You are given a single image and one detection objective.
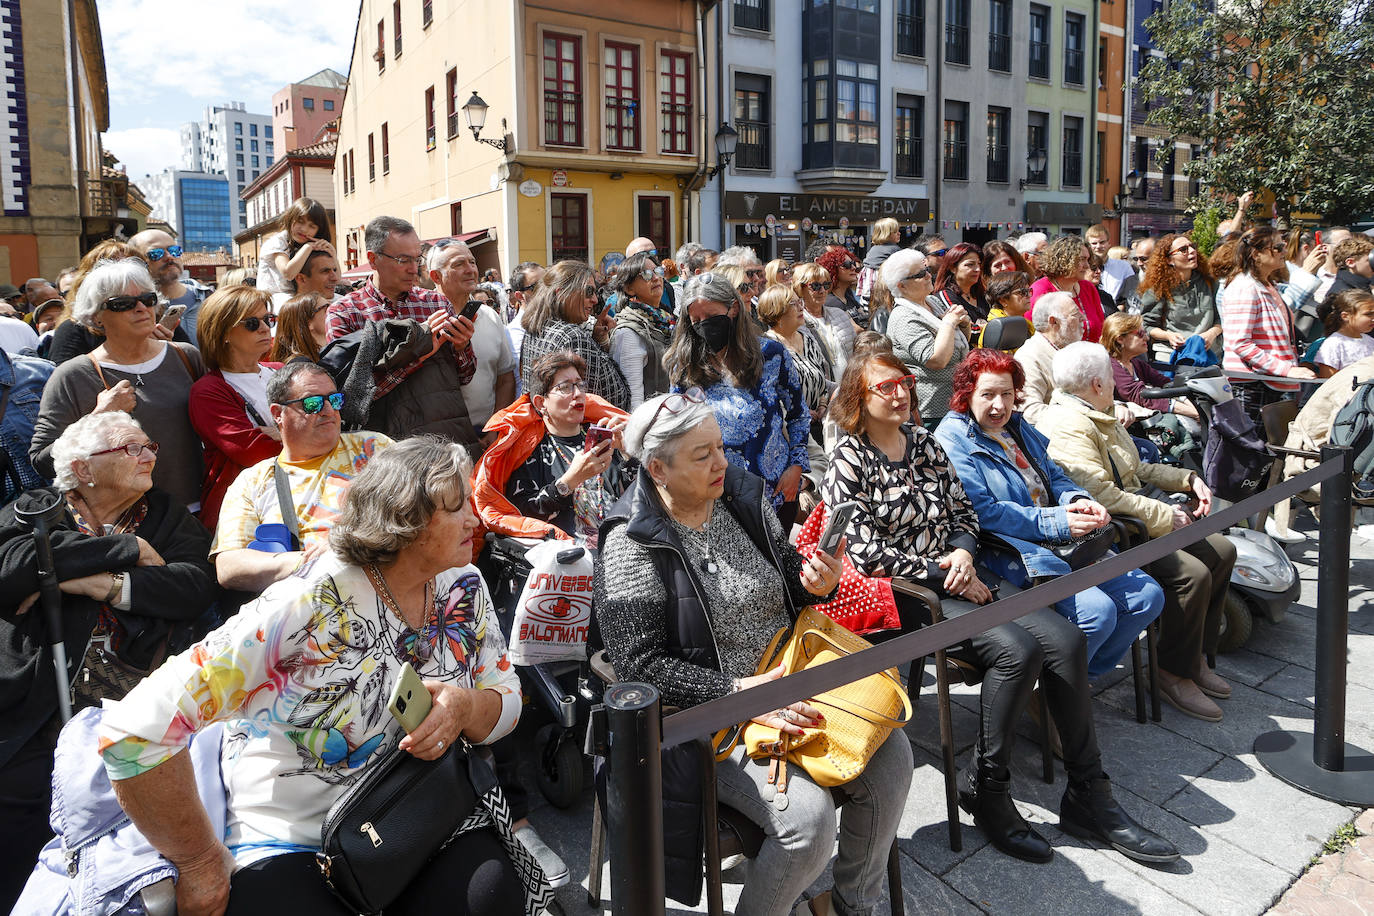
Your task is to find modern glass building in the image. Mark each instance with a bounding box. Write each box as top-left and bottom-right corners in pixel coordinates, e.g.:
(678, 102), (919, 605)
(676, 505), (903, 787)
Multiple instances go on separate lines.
(179, 173), (232, 252)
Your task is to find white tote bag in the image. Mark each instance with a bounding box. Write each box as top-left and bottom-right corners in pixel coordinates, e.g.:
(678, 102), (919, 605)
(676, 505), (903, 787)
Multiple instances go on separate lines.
(508, 540), (595, 665)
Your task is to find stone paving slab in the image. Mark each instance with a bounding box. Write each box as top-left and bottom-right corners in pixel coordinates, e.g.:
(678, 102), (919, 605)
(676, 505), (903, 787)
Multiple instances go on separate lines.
(1269, 809), (1374, 916)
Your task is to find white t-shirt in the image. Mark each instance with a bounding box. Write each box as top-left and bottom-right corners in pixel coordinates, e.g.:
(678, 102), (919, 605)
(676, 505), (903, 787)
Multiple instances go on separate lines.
(1101, 258), (1137, 299)
(1316, 333), (1374, 372)
(462, 306), (517, 429)
(222, 365), (275, 425)
(0, 316), (39, 354)
(256, 231), (291, 294)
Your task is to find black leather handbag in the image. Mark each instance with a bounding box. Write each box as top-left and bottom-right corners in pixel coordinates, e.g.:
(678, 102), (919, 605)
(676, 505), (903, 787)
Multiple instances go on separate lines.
(1043, 525), (1115, 570)
(316, 739), (482, 914)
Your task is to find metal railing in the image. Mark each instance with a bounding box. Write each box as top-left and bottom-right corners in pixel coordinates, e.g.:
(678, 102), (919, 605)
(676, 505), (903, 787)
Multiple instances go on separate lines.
(897, 13), (924, 57)
(1065, 47), (1084, 85)
(660, 102), (692, 154)
(544, 91), (581, 146)
(1029, 40), (1049, 78)
(988, 33), (1011, 71)
(895, 135), (923, 178)
(1062, 150), (1083, 187)
(605, 96), (640, 150)
(734, 119), (770, 169)
(987, 146), (1009, 183)
(945, 23), (969, 64)
(734, 0), (769, 31)
(943, 138), (968, 180)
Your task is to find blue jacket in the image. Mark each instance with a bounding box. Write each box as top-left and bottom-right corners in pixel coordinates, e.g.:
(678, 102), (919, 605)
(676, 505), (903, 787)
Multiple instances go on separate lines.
(934, 411), (1091, 586)
(0, 349), (54, 505)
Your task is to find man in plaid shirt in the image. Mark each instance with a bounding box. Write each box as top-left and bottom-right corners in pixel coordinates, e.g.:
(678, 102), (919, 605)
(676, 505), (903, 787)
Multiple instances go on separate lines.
(327, 215), (481, 447)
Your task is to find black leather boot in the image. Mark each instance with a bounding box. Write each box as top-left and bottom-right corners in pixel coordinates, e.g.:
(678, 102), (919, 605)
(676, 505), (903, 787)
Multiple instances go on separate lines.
(1059, 776), (1180, 864)
(958, 766), (1053, 863)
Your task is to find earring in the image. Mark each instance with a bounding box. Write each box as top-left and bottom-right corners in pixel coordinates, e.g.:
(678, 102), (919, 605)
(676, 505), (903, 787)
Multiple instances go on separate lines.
(87, 482), (95, 489)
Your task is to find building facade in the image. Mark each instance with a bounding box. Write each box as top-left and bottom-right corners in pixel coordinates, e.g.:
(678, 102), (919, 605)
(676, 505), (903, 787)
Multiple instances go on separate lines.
(143, 169), (232, 252)
(235, 137), (338, 265)
(272, 69), (347, 153)
(181, 102), (275, 235)
(333, 0), (708, 278)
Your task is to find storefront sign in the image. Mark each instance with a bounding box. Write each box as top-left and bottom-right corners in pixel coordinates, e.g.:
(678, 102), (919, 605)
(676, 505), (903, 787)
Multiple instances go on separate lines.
(1023, 201), (1104, 225)
(551, 169), (569, 187)
(725, 192), (930, 222)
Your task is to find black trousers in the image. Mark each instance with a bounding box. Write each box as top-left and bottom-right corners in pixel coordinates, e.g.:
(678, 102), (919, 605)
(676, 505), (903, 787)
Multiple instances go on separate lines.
(1231, 380), (1288, 427)
(224, 830), (524, 916)
(893, 581), (1104, 785)
(0, 727), (57, 913)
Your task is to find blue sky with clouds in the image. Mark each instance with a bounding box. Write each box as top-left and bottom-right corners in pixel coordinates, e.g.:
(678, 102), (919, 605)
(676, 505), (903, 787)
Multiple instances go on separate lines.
(99, 0), (354, 182)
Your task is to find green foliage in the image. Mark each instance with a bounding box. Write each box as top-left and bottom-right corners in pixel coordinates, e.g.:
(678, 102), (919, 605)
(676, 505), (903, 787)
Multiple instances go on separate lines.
(1190, 206), (1223, 258)
(1135, 0), (1374, 224)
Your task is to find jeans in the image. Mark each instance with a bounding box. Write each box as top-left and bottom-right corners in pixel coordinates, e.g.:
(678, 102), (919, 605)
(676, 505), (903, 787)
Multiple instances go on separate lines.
(1052, 567), (1164, 680)
(715, 728), (913, 916)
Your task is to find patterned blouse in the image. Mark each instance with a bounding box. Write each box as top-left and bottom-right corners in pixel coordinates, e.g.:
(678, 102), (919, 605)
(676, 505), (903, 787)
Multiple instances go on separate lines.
(99, 557), (520, 860)
(519, 319), (631, 410)
(821, 424), (980, 581)
(684, 337), (811, 506)
(767, 330), (832, 417)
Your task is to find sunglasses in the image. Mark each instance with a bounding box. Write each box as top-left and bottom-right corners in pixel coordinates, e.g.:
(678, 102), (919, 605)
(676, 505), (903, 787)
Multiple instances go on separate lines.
(550, 379), (588, 396)
(903, 269), (931, 282)
(91, 441), (160, 459)
(842, 261), (860, 270)
(638, 266), (666, 282)
(927, 248), (949, 258)
(1171, 243), (1197, 254)
(805, 281), (830, 292)
(280, 392), (345, 414)
(1130, 255), (1149, 263)
(737, 282), (753, 293)
(648, 387), (706, 433)
(145, 246), (183, 262)
(745, 269), (765, 279)
(104, 292), (158, 312)
(238, 314), (277, 331)
(867, 374), (918, 398)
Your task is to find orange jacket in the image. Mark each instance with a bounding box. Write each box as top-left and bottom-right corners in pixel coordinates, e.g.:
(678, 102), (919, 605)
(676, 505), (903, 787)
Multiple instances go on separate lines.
(472, 393), (627, 540)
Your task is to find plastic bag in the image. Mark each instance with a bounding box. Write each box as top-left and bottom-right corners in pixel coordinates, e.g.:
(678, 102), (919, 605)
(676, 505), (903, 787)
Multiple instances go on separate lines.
(508, 539), (594, 665)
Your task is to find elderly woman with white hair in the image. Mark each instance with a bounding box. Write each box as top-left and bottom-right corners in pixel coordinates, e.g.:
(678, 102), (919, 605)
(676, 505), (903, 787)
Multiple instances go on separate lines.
(1038, 342), (1238, 724)
(98, 437), (539, 916)
(665, 271), (810, 529)
(0, 410), (214, 911)
(29, 258), (206, 511)
(595, 391), (910, 916)
(885, 247), (970, 427)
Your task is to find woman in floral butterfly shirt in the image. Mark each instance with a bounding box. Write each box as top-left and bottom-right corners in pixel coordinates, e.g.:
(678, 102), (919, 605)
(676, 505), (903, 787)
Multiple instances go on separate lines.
(98, 439), (534, 916)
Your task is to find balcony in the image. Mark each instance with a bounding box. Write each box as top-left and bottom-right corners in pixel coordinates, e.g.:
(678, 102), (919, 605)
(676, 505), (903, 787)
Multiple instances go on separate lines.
(733, 0), (769, 31)
(895, 136), (923, 179)
(734, 119), (770, 169)
(1065, 48), (1084, 85)
(897, 13), (924, 57)
(945, 23), (969, 64)
(660, 102), (692, 154)
(987, 146), (1009, 183)
(544, 91), (581, 147)
(943, 140), (968, 180)
(447, 112), (459, 140)
(1030, 40), (1049, 79)
(988, 33), (1011, 72)
(1062, 151), (1083, 187)
(605, 96), (640, 151)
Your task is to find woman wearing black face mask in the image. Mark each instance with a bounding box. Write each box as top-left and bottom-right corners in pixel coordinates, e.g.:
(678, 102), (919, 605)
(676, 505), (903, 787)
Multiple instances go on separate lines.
(664, 272), (811, 528)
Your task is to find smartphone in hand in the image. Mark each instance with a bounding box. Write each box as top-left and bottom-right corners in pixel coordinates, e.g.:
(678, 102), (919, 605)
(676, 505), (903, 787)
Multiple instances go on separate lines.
(158, 304), (187, 330)
(387, 662), (433, 734)
(583, 423), (615, 452)
(816, 501), (858, 557)
(459, 298), (483, 321)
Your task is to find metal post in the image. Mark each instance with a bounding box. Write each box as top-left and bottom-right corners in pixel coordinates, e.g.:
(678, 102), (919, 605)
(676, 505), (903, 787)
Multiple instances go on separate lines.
(15, 492), (73, 723)
(604, 682), (665, 916)
(1256, 445), (1374, 804)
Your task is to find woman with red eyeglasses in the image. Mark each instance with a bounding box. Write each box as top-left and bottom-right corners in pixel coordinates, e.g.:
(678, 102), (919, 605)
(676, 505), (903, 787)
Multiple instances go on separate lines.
(189, 286), (284, 530)
(31, 259), (206, 512)
(817, 245), (870, 331)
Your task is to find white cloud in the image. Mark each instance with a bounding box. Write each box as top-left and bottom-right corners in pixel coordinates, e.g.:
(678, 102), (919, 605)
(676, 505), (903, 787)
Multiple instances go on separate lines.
(104, 126), (182, 180)
(99, 0), (354, 110)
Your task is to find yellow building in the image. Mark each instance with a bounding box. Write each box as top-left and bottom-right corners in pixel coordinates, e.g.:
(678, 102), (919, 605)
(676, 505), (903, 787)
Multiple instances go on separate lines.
(0, 0), (128, 284)
(333, 0), (712, 277)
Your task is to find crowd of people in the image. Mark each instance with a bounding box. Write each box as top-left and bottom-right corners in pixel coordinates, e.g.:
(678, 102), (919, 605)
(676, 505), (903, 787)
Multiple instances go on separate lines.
(0, 195), (1370, 916)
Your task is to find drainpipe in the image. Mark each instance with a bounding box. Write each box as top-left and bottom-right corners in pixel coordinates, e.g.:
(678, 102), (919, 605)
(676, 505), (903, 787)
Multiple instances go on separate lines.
(716, 4), (727, 248)
(681, 1), (712, 247)
(932, 1), (943, 233)
(1088, 0), (1100, 220)
(1121, 1), (1135, 239)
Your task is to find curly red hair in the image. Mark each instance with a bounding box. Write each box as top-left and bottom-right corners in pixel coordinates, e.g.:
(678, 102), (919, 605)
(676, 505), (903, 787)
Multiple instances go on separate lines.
(949, 348), (1025, 414)
(1138, 232), (1214, 303)
(815, 246), (856, 291)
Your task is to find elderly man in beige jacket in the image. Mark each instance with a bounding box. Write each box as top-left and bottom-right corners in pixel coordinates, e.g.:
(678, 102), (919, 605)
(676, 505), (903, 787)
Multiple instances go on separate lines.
(1014, 291), (1083, 425)
(1037, 341), (1237, 724)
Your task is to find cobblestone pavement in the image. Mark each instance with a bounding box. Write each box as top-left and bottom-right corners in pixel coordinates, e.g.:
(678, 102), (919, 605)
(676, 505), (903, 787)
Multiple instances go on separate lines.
(1268, 809), (1374, 916)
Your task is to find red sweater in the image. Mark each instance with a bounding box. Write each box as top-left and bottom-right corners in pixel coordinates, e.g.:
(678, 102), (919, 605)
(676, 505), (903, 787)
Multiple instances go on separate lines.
(1027, 277), (1106, 343)
(188, 366), (283, 531)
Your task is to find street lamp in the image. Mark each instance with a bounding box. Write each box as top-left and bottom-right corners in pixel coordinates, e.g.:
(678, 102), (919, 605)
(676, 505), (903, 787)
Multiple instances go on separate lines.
(707, 123), (739, 179)
(1125, 168), (1143, 196)
(461, 91), (509, 152)
(1019, 149), (1048, 191)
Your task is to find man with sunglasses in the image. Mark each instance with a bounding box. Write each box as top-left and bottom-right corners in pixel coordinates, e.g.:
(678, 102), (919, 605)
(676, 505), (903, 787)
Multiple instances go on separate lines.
(327, 215), (481, 450)
(130, 229), (207, 340)
(213, 362), (393, 593)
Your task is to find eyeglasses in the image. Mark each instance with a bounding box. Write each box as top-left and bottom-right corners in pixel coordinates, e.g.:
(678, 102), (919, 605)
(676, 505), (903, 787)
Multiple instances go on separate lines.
(867, 375), (918, 398)
(376, 251), (423, 268)
(737, 282), (753, 294)
(549, 379), (588, 396)
(647, 387), (706, 433)
(145, 246), (183, 262)
(237, 314), (276, 331)
(103, 292), (158, 312)
(638, 266), (666, 282)
(1171, 243), (1197, 254)
(280, 392), (345, 414)
(841, 261), (860, 270)
(1010, 287), (1032, 297)
(311, 302), (331, 316)
(805, 281), (830, 292)
(91, 441), (160, 459)
(903, 269), (931, 282)
(583, 285), (599, 299)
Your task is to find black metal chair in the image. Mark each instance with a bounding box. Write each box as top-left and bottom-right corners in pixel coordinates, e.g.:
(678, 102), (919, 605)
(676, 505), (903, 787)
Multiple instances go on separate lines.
(584, 650), (905, 916)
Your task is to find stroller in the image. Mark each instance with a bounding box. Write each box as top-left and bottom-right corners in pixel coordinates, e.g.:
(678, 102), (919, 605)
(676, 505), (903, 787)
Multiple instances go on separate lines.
(1139, 367), (1300, 652)
(478, 534), (596, 809)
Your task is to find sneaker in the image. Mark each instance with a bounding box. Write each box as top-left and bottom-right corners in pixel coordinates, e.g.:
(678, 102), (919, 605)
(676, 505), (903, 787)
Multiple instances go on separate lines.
(514, 824), (570, 888)
(1264, 518), (1305, 544)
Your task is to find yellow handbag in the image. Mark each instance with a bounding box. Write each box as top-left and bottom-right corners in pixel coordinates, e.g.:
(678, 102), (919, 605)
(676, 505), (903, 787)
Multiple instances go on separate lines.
(716, 607), (913, 796)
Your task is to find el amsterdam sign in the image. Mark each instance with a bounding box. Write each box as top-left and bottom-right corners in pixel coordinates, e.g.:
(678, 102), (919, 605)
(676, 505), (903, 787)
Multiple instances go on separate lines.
(725, 192), (930, 222)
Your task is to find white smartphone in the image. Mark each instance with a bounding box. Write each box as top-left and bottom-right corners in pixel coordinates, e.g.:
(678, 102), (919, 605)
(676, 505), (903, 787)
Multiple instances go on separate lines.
(158, 304), (187, 330)
(386, 662), (432, 734)
(817, 501), (859, 557)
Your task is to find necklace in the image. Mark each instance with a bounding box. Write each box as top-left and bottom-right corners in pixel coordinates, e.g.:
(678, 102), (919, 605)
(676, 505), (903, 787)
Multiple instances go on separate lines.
(366, 564), (435, 663)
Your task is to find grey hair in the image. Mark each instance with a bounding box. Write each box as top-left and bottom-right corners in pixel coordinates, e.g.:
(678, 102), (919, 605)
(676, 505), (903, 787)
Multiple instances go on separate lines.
(1052, 341), (1113, 395)
(424, 240), (472, 273)
(622, 392), (718, 468)
(716, 245), (762, 269)
(679, 272), (740, 315)
(72, 259), (156, 329)
(1015, 232), (1049, 256)
(365, 215), (415, 255)
(267, 361), (333, 404)
(332, 436), (473, 567)
(673, 242), (702, 265)
(1030, 291), (1079, 333)
(51, 411), (144, 491)
(880, 249), (928, 299)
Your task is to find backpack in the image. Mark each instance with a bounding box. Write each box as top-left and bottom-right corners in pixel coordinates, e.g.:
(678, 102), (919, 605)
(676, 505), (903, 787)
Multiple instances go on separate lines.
(1326, 377), (1374, 499)
(1203, 398), (1274, 502)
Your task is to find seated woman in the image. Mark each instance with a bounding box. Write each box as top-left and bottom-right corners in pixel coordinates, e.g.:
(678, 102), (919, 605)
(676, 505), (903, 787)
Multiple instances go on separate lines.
(666, 272), (810, 529)
(824, 348), (1176, 867)
(99, 438), (535, 916)
(1100, 313), (1200, 421)
(269, 292), (332, 365)
(596, 392), (909, 916)
(0, 411), (215, 911)
(1028, 236), (1107, 344)
(1138, 233), (1222, 363)
(474, 350), (630, 544)
(978, 271), (1034, 349)
(1037, 342), (1238, 722)
(188, 285), (283, 531)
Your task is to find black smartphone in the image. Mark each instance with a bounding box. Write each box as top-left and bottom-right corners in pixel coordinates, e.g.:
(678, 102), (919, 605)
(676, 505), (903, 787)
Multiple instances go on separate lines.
(459, 299), (483, 321)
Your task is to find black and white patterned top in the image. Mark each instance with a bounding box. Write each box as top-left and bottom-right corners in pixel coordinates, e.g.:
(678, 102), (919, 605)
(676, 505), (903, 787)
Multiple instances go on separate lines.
(821, 424), (981, 581)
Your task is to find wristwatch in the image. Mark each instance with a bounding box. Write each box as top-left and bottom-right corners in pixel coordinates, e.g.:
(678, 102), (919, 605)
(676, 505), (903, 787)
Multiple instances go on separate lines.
(105, 571), (126, 605)
(552, 478), (572, 498)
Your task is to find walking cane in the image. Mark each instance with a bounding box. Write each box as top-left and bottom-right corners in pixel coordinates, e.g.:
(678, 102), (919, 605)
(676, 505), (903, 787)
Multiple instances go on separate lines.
(14, 491), (75, 723)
